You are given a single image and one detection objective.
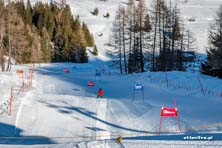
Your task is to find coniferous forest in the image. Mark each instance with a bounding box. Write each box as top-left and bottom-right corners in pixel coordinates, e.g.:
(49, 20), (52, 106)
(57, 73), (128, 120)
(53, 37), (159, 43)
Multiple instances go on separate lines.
(0, 0), (221, 79)
(200, 5), (222, 78)
(0, 0), (94, 71)
(109, 0), (196, 74)
(109, 0), (222, 78)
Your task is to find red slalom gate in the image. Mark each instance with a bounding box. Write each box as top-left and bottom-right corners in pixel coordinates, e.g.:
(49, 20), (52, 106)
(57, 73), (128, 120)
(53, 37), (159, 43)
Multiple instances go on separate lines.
(63, 68), (70, 73)
(158, 100), (181, 135)
(87, 81), (95, 86)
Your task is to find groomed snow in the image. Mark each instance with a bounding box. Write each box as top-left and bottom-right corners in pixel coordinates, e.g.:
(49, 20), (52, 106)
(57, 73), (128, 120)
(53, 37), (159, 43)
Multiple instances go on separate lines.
(0, 0), (222, 147)
(0, 61), (221, 147)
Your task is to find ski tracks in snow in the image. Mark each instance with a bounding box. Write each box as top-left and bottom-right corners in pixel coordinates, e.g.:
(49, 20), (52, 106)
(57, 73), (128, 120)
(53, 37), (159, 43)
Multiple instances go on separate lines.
(95, 99), (111, 141)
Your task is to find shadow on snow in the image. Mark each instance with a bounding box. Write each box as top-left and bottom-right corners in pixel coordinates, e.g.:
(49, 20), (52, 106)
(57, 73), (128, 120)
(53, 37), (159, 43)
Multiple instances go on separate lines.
(40, 101), (148, 134)
(0, 122), (55, 145)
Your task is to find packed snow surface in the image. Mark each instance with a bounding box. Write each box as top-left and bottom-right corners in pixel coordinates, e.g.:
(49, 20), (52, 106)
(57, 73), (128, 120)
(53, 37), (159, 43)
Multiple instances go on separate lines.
(0, 0), (222, 147)
(0, 61), (222, 147)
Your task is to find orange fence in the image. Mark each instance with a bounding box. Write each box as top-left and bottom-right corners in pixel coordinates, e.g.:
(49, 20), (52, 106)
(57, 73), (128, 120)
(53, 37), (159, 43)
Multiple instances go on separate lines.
(0, 65), (34, 116)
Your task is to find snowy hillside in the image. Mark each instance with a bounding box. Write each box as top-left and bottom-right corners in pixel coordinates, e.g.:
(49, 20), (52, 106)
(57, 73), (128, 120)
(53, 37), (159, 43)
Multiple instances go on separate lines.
(0, 62), (222, 147)
(177, 0), (222, 53)
(0, 0), (222, 147)
(64, 0), (222, 55)
(28, 0), (222, 57)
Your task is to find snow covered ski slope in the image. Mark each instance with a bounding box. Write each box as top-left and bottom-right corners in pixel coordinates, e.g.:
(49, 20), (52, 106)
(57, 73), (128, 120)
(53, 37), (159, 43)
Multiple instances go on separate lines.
(0, 0), (222, 147)
(0, 62), (222, 147)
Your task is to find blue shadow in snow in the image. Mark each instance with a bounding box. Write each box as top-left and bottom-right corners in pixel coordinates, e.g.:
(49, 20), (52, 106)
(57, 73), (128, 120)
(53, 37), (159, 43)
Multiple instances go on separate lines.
(0, 122), (55, 145)
(40, 101), (148, 134)
(85, 127), (106, 132)
(33, 64), (131, 100)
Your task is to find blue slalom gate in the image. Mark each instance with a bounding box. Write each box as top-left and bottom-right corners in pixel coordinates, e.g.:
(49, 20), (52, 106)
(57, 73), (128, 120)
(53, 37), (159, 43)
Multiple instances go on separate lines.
(132, 83), (144, 102)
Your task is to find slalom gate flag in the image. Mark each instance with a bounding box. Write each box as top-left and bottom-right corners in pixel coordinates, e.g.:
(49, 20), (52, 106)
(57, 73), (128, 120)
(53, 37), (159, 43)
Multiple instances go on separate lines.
(158, 100), (181, 134)
(134, 84), (143, 90)
(16, 70), (24, 74)
(63, 68), (70, 73)
(88, 82), (95, 86)
(161, 107), (178, 117)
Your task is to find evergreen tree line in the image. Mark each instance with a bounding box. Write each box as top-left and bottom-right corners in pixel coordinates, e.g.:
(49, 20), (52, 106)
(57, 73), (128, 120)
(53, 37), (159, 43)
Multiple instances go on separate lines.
(0, 0), (94, 71)
(109, 0), (152, 74)
(109, 0), (196, 74)
(201, 5), (222, 78)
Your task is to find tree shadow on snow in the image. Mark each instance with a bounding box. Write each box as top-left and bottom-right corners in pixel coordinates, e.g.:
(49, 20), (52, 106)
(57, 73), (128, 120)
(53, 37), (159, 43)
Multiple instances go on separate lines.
(33, 64), (133, 100)
(40, 101), (148, 134)
(0, 122), (56, 145)
(85, 126), (106, 132)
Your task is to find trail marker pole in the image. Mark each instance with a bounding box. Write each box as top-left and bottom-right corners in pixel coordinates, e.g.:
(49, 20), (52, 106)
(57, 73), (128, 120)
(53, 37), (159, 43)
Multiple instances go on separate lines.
(165, 71), (168, 88)
(29, 65), (34, 88)
(197, 77), (205, 96)
(22, 82), (24, 92)
(9, 87), (13, 116)
(16, 70), (24, 84)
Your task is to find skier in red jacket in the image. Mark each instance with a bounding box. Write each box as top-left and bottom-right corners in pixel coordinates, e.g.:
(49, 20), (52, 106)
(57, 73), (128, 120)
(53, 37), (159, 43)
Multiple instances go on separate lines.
(97, 88), (103, 98)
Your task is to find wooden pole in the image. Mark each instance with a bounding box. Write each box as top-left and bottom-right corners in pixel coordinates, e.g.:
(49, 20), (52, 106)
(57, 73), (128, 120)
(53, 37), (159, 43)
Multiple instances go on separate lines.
(165, 71), (168, 88)
(22, 82), (24, 92)
(177, 116), (181, 131)
(29, 66), (33, 88)
(197, 77), (205, 96)
(158, 116), (162, 135)
(10, 87), (13, 116)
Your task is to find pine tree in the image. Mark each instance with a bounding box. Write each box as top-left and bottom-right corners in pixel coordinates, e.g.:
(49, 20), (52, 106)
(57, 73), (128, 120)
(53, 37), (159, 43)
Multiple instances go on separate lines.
(15, 1), (25, 18)
(92, 7), (99, 16)
(151, 0), (185, 71)
(93, 45), (98, 56)
(143, 14), (152, 32)
(0, 1), (90, 65)
(53, 32), (65, 62)
(41, 27), (52, 62)
(110, 0), (151, 74)
(82, 22), (94, 47)
(137, 0), (146, 72)
(0, 0), (5, 71)
(24, 0), (33, 25)
(104, 12), (110, 18)
(127, 0), (135, 73)
(110, 6), (123, 74)
(201, 5), (222, 78)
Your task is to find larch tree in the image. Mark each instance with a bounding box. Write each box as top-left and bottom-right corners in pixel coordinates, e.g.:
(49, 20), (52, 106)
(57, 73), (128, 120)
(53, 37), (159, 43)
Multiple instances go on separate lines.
(201, 5), (222, 78)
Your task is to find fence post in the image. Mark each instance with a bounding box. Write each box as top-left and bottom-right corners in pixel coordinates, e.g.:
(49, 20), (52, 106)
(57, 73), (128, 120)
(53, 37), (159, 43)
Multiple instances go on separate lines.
(10, 87), (13, 116)
(165, 71), (169, 88)
(197, 77), (205, 96)
(29, 66), (33, 88)
(22, 82), (24, 92)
